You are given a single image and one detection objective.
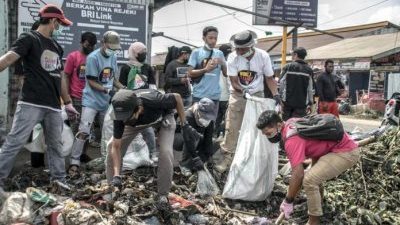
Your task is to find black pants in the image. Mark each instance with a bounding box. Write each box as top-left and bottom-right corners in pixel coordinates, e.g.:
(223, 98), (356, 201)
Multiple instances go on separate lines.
(282, 104), (307, 121)
(214, 101), (228, 136)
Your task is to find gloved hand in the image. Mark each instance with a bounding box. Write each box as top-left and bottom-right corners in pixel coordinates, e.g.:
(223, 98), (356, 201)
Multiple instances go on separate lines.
(273, 94), (282, 106)
(111, 176), (122, 189)
(65, 103), (80, 120)
(182, 122), (202, 155)
(280, 199), (294, 219)
(242, 88), (250, 99)
(192, 156), (204, 171)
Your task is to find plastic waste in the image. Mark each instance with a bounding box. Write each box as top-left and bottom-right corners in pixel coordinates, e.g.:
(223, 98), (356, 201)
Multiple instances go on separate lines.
(196, 168), (220, 197)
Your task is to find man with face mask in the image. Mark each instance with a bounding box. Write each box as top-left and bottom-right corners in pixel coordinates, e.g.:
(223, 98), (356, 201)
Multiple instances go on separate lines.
(178, 98), (215, 176)
(106, 89), (186, 210)
(118, 41), (158, 163)
(164, 46), (192, 108)
(0, 4), (75, 190)
(188, 26), (227, 119)
(215, 30), (278, 173)
(256, 110), (359, 225)
(68, 31), (125, 174)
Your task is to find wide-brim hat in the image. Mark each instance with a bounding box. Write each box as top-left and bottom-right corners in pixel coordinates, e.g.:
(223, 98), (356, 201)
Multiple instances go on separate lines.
(230, 30), (257, 48)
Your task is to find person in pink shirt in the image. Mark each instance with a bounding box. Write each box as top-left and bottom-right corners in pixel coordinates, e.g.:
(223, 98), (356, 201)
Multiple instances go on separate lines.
(63, 32), (97, 161)
(256, 110), (360, 225)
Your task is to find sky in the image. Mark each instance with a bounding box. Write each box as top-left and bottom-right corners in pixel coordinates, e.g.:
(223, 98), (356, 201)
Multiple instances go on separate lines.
(151, 0), (400, 54)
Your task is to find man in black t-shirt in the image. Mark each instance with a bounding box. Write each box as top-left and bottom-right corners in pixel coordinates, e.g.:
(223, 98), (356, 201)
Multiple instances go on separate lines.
(164, 46), (192, 108)
(106, 89), (186, 208)
(0, 4), (78, 189)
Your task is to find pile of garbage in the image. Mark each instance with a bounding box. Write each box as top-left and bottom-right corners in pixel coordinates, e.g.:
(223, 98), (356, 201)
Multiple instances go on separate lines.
(1, 128), (399, 225)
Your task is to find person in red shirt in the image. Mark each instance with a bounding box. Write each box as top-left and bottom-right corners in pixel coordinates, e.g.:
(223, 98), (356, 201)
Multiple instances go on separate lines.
(256, 110), (360, 225)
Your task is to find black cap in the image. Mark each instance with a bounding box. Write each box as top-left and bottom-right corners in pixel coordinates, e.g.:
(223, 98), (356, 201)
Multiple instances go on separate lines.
(179, 46), (192, 55)
(111, 90), (140, 121)
(219, 44), (232, 57)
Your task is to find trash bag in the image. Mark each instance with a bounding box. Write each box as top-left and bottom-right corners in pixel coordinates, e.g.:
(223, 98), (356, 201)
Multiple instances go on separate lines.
(24, 123), (74, 157)
(222, 98), (278, 201)
(196, 168), (220, 196)
(0, 192), (34, 225)
(122, 134), (153, 170)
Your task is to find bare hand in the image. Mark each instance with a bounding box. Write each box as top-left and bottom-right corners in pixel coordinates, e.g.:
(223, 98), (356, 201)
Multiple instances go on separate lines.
(204, 60), (217, 72)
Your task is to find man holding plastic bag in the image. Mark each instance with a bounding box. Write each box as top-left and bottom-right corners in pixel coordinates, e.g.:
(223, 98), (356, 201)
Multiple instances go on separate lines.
(106, 89), (186, 210)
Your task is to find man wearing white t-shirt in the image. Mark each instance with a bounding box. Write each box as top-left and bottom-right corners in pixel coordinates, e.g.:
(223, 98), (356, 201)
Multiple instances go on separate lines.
(215, 30), (279, 173)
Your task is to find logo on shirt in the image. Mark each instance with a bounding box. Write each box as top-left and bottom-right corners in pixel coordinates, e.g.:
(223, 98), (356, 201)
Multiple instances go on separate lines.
(77, 64), (86, 80)
(99, 67), (114, 84)
(238, 70), (257, 86)
(40, 49), (62, 76)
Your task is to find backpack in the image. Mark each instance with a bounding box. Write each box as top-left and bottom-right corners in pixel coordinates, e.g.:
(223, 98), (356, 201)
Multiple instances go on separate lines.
(294, 114), (344, 141)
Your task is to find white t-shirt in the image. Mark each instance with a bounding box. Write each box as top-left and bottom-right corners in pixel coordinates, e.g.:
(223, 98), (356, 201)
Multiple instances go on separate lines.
(227, 48), (274, 94)
(219, 72), (230, 101)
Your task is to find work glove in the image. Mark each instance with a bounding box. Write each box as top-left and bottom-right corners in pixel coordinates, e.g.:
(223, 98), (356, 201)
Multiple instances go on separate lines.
(242, 88), (250, 99)
(65, 103), (80, 120)
(192, 156), (204, 171)
(280, 199), (294, 219)
(111, 176), (123, 189)
(273, 94), (282, 106)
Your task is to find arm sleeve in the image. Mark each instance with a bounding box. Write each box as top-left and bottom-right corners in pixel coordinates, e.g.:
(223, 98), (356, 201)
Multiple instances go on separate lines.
(63, 53), (75, 75)
(10, 33), (33, 58)
(118, 65), (129, 86)
(113, 120), (125, 139)
(307, 72), (314, 105)
(85, 56), (99, 79)
(147, 65), (156, 85)
(316, 76), (325, 101)
(198, 121), (214, 156)
(165, 62), (182, 86)
(187, 50), (198, 68)
(262, 52), (274, 77)
(227, 54), (238, 77)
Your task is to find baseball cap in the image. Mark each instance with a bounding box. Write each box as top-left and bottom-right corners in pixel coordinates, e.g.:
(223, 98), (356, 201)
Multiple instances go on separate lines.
(196, 98), (216, 124)
(39, 4), (72, 26)
(230, 30), (257, 48)
(103, 31), (121, 50)
(111, 90), (140, 121)
(179, 46), (192, 54)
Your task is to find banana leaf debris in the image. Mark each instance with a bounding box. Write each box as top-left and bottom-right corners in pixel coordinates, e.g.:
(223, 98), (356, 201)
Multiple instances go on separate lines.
(0, 128), (399, 225)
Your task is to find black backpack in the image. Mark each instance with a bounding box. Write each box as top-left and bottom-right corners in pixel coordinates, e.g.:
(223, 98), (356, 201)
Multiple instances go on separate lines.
(294, 114), (344, 141)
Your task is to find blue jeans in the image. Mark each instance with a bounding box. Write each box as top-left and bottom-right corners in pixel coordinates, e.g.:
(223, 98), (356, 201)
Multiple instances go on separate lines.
(0, 103), (66, 186)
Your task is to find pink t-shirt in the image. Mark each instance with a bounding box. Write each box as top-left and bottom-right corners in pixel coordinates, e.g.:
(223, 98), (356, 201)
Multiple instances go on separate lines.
(64, 51), (87, 99)
(282, 118), (358, 168)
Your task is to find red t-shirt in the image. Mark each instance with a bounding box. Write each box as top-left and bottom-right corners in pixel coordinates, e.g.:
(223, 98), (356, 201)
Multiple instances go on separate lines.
(282, 118), (358, 168)
(64, 50), (87, 99)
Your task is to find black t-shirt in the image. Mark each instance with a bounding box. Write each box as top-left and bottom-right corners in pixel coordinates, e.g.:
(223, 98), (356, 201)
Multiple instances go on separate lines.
(113, 89), (177, 139)
(10, 31), (64, 110)
(119, 63), (155, 89)
(164, 59), (191, 97)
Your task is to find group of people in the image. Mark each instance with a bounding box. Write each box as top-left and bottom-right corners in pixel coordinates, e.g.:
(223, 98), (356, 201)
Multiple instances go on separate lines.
(0, 4), (360, 225)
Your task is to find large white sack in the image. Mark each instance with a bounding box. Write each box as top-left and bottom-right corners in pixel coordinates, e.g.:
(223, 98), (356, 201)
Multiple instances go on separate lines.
(222, 97), (279, 201)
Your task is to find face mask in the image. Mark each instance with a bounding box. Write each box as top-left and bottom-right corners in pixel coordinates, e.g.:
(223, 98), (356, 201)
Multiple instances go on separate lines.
(198, 118), (211, 127)
(137, 52), (147, 62)
(82, 46), (93, 55)
(266, 130), (281, 143)
(204, 44), (213, 50)
(52, 23), (64, 37)
(241, 48), (254, 58)
(105, 48), (115, 57)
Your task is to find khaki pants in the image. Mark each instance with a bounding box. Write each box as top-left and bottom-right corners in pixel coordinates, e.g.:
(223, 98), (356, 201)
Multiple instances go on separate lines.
(220, 91), (264, 155)
(304, 148), (360, 216)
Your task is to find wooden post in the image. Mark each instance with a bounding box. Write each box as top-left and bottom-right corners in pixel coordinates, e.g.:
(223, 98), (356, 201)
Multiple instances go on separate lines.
(281, 26), (288, 70)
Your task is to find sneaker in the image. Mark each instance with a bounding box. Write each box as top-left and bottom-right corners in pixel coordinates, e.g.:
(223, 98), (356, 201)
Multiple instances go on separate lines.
(52, 179), (72, 191)
(111, 176), (123, 189)
(179, 165), (192, 177)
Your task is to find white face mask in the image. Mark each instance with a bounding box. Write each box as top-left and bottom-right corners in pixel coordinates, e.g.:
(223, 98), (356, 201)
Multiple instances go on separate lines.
(198, 118), (211, 127)
(241, 48), (254, 58)
(52, 24), (65, 37)
(105, 48), (115, 57)
(204, 44), (213, 50)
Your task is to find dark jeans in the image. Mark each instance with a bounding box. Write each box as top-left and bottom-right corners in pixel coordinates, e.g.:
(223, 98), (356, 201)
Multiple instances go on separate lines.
(214, 101), (228, 136)
(282, 104), (307, 121)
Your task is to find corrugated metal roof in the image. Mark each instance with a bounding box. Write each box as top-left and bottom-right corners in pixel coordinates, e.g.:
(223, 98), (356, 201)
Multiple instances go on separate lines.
(307, 32), (400, 60)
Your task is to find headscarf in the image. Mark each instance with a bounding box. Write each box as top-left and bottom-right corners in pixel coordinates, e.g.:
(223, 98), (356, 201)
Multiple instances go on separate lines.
(128, 42), (146, 67)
